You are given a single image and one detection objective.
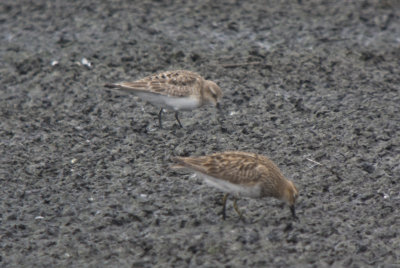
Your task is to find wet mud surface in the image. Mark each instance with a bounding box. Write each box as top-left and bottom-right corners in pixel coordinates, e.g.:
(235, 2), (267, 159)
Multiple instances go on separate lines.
(1, 0), (399, 267)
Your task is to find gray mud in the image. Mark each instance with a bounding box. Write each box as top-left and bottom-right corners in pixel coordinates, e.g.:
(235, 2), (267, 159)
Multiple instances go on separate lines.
(1, 0), (399, 267)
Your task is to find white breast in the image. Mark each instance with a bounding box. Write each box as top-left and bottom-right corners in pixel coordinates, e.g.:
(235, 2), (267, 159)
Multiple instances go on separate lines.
(134, 91), (201, 111)
(164, 96), (201, 111)
(196, 173), (262, 198)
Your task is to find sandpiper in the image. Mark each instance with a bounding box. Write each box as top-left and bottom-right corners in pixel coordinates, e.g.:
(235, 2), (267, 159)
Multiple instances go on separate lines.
(172, 151), (299, 220)
(105, 70), (222, 128)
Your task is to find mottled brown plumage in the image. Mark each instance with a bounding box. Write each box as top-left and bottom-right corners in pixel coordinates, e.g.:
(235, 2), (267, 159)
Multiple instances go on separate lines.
(105, 70), (222, 128)
(173, 151), (299, 219)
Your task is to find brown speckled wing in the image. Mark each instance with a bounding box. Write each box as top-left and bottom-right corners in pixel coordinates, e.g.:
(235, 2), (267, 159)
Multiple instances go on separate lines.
(115, 70), (203, 97)
(175, 152), (283, 186)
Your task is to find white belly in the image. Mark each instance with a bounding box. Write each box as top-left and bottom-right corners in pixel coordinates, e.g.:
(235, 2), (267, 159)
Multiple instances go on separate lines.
(197, 173), (262, 198)
(134, 92), (201, 111)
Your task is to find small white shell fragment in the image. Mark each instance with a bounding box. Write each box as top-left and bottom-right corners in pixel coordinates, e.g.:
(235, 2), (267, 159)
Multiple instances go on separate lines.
(81, 57), (91, 67)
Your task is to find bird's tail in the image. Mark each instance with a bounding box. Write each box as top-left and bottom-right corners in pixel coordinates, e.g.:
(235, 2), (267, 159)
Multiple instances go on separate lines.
(170, 157), (188, 169)
(104, 83), (118, 89)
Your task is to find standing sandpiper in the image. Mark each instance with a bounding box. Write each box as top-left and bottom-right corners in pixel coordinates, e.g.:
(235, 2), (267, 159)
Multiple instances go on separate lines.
(172, 151), (299, 220)
(105, 70), (223, 128)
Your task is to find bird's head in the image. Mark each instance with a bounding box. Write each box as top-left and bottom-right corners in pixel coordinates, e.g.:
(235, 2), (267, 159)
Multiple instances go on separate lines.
(203, 80), (223, 108)
(282, 180), (299, 219)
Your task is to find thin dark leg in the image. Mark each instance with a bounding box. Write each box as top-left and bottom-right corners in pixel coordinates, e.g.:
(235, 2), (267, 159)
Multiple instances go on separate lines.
(216, 103), (226, 130)
(290, 205), (299, 221)
(175, 112), (183, 128)
(233, 198), (243, 219)
(158, 108), (163, 128)
(221, 194), (229, 220)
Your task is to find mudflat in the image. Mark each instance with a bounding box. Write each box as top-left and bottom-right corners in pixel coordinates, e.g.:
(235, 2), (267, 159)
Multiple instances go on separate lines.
(1, 1), (399, 267)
